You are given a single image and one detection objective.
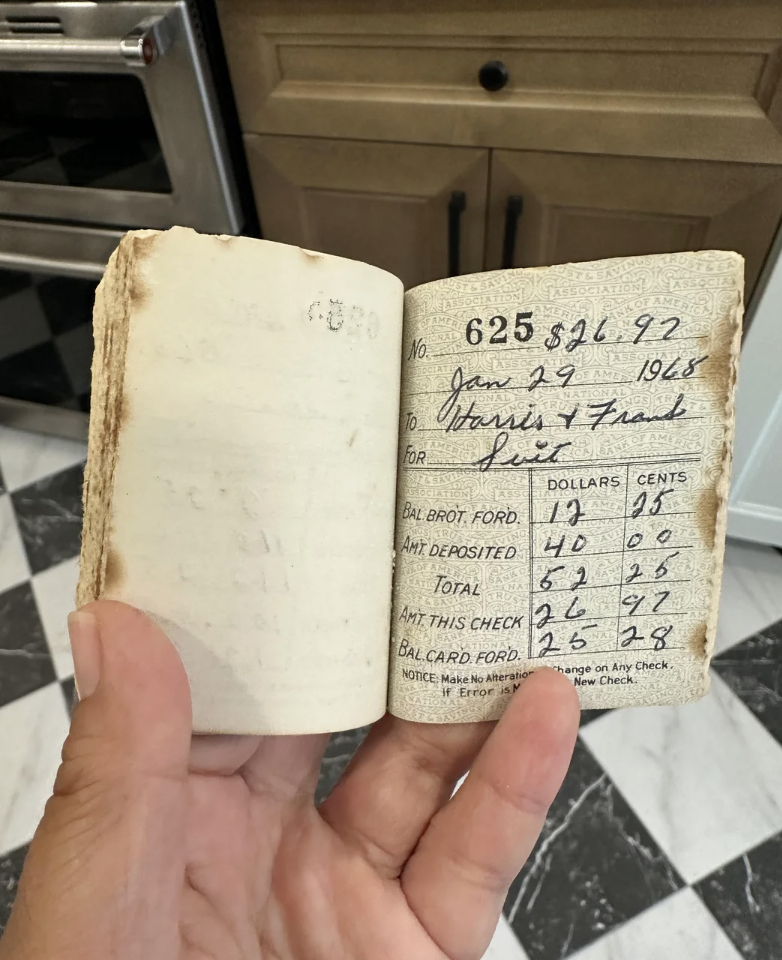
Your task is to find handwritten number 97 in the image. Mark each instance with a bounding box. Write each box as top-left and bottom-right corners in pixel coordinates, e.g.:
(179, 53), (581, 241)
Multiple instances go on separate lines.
(466, 312), (533, 346)
(634, 313), (681, 343)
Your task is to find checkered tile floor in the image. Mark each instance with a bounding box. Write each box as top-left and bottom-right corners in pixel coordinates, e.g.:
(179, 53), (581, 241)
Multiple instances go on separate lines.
(1, 423), (782, 959)
(0, 124), (170, 194)
(0, 267), (96, 411)
(1, 71), (171, 194)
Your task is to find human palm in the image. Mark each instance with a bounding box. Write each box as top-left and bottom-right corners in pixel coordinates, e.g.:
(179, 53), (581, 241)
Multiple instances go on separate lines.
(0, 602), (578, 960)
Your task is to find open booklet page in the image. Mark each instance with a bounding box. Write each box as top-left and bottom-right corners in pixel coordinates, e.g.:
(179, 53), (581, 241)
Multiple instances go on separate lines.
(79, 228), (403, 735)
(390, 252), (743, 721)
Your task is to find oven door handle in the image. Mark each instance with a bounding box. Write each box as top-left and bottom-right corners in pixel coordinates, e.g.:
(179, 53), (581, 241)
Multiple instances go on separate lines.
(0, 14), (174, 66)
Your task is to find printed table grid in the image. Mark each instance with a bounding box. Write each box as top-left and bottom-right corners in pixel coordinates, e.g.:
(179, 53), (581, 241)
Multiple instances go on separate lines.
(528, 457), (697, 660)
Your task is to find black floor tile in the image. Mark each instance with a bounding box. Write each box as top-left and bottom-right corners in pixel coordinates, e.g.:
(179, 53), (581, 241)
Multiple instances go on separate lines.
(59, 136), (155, 189)
(11, 463), (84, 575)
(315, 726), (369, 804)
(580, 709), (609, 726)
(0, 129), (51, 179)
(0, 582), (56, 709)
(504, 739), (683, 960)
(697, 831), (782, 960)
(712, 621), (782, 748)
(36, 276), (98, 336)
(0, 341), (74, 406)
(55, 324), (93, 397)
(0, 289), (51, 361)
(0, 845), (27, 935)
(60, 676), (77, 718)
(0, 268), (31, 302)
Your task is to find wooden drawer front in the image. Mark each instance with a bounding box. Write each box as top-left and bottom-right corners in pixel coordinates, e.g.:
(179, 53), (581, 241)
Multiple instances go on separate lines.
(245, 135), (488, 290)
(485, 150), (782, 297)
(218, 2), (782, 163)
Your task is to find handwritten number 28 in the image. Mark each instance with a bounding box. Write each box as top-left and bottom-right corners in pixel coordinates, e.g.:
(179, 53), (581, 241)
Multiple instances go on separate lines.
(620, 624), (672, 650)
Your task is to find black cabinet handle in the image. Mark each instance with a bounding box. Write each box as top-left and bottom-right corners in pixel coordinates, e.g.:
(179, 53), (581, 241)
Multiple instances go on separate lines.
(478, 60), (509, 92)
(501, 195), (524, 269)
(448, 191), (466, 277)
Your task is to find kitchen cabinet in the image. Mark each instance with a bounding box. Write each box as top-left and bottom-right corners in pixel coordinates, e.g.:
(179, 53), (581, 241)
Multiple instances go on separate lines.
(218, 0), (782, 300)
(244, 135), (488, 288)
(485, 151), (782, 295)
(246, 137), (782, 297)
(218, 1), (782, 165)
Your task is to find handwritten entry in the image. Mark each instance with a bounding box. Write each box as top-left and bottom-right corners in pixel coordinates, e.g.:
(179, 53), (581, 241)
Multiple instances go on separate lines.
(390, 252), (743, 722)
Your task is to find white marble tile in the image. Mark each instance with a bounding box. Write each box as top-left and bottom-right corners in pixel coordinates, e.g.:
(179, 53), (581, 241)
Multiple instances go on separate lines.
(32, 556), (78, 679)
(569, 889), (742, 960)
(581, 673), (782, 883)
(0, 494), (29, 595)
(0, 684), (69, 856)
(715, 539), (782, 655)
(0, 425), (86, 493)
(481, 917), (530, 960)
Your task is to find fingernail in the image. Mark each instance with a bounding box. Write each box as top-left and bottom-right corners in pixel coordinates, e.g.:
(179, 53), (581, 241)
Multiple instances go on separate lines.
(68, 611), (101, 699)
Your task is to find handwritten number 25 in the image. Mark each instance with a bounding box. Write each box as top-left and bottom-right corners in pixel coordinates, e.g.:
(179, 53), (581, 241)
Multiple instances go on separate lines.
(466, 312), (533, 346)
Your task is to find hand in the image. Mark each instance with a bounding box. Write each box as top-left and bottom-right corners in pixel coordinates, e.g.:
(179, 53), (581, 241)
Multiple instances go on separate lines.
(0, 601), (578, 960)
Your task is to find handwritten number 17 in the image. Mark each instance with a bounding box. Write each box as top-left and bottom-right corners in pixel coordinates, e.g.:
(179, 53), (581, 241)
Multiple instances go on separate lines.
(548, 498), (583, 526)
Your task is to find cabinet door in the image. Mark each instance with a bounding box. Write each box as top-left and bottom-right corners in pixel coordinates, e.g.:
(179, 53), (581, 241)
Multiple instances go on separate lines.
(485, 150), (782, 297)
(244, 134), (488, 289)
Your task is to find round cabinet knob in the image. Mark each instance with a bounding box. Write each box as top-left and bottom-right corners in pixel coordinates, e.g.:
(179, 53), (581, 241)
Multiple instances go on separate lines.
(478, 60), (509, 92)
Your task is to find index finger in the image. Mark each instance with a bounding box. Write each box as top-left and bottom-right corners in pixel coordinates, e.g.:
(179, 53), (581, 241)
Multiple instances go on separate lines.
(401, 669), (579, 959)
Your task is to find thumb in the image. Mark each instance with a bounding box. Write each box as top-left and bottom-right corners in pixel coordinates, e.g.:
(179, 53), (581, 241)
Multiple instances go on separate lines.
(0, 601), (192, 960)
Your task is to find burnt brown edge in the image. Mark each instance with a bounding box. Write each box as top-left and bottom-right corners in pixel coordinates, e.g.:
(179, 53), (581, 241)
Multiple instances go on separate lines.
(80, 233), (157, 602)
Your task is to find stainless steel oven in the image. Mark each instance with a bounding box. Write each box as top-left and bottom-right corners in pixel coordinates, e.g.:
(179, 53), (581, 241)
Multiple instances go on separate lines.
(0, 0), (253, 438)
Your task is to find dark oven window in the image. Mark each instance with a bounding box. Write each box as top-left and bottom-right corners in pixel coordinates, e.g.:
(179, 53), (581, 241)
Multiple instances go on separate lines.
(0, 72), (172, 193)
(0, 267), (95, 411)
